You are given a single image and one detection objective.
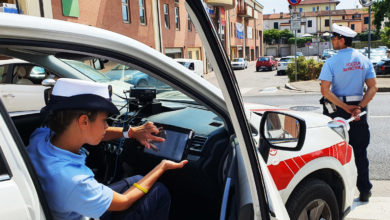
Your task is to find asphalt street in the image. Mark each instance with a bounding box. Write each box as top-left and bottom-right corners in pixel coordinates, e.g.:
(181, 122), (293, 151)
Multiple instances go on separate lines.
(204, 61), (390, 220)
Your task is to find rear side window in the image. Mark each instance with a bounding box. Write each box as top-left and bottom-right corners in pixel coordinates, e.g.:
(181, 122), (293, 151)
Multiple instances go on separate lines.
(0, 65), (8, 83)
(0, 149), (10, 181)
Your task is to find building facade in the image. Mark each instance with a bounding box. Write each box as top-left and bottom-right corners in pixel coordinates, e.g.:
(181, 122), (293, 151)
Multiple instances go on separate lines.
(1, 0), (264, 66)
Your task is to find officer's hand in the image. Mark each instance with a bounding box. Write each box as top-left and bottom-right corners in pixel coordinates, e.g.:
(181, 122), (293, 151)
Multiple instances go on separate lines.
(130, 122), (165, 150)
(344, 105), (359, 114)
(160, 159), (188, 171)
(352, 107), (361, 121)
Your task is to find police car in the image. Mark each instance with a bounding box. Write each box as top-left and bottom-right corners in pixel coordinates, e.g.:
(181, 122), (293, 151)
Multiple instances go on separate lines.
(0, 1), (356, 220)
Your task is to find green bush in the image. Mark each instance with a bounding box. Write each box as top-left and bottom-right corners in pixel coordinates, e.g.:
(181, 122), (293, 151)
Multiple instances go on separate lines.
(286, 57), (323, 82)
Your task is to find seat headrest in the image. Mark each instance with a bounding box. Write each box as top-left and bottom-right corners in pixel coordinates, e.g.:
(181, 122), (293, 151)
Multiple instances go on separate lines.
(16, 66), (27, 78)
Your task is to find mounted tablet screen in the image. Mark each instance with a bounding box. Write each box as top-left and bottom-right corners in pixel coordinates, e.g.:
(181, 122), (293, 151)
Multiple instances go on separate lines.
(144, 125), (193, 161)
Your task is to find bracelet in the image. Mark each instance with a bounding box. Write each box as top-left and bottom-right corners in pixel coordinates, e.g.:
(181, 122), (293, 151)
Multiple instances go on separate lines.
(358, 105), (364, 109)
(123, 130), (129, 139)
(133, 183), (148, 194)
(123, 126), (131, 139)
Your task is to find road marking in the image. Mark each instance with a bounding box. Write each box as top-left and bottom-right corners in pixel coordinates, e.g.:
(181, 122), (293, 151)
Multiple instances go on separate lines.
(370, 115), (390, 118)
(260, 87), (278, 93)
(240, 88), (252, 95)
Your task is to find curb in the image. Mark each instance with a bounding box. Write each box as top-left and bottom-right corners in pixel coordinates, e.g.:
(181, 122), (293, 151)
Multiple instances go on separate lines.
(285, 83), (390, 93)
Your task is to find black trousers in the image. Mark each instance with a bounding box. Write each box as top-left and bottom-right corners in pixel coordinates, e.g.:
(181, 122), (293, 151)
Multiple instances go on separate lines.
(325, 101), (373, 193)
(101, 175), (171, 220)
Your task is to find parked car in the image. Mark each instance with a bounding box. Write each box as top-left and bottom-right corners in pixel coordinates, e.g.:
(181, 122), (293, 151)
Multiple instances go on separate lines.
(230, 57), (248, 70)
(0, 58), (131, 112)
(256, 56), (277, 71)
(321, 49), (337, 61)
(276, 56), (294, 75)
(0, 4), (356, 220)
(375, 58), (390, 75)
(174, 58), (204, 77)
(296, 51), (304, 57)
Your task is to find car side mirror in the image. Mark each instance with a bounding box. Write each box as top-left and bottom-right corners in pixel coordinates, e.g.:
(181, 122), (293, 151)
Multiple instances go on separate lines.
(259, 111), (306, 162)
(41, 78), (56, 87)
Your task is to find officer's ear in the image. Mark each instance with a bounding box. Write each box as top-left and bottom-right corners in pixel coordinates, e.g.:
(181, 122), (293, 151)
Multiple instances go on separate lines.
(77, 114), (90, 128)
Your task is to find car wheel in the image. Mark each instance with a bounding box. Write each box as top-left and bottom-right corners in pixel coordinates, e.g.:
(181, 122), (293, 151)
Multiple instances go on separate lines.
(137, 79), (148, 87)
(276, 71), (280, 75)
(286, 178), (339, 220)
(256, 67), (259, 72)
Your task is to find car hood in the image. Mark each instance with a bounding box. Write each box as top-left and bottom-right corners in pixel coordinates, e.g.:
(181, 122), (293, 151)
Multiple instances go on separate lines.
(244, 103), (331, 128)
(231, 61), (244, 64)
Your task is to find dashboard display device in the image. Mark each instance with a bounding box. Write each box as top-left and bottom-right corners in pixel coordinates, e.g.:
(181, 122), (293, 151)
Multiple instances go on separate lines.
(144, 124), (193, 161)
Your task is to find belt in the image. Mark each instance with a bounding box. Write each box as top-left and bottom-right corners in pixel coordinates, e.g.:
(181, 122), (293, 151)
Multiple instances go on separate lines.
(338, 96), (363, 102)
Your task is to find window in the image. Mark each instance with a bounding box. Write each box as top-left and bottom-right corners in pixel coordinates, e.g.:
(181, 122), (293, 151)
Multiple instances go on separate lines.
(326, 6), (329, 10)
(175, 7), (180, 30)
(187, 14), (192, 31)
(364, 17), (369, 24)
(164, 4), (170, 29)
(342, 16), (345, 20)
(299, 8), (303, 12)
(312, 7), (315, 12)
(351, 24), (355, 30)
(121, 0), (130, 23)
(0, 149), (10, 180)
(308, 20), (312, 28)
(174, 0), (179, 3)
(195, 51), (200, 60)
(325, 19), (329, 27)
(298, 29), (301, 33)
(274, 22), (278, 29)
(139, 0), (146, 25)
(188, 51), (192, 59)
(62, 0), (79, 17)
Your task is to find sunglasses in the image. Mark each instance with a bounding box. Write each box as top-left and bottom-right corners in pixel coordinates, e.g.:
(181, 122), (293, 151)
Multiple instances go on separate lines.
(330, 33), (342, 40)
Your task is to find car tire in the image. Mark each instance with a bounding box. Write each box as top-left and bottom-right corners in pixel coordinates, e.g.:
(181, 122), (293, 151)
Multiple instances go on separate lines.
(137, 79), (148, 87)
(276, 71), (280, 75)
(256, 67), (260, 72)
(286, 178), (339, 220)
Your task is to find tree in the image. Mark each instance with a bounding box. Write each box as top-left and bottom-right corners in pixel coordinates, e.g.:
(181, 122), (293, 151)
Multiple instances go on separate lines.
(372, 0), (390, 31)
(263, 29), (281, 44)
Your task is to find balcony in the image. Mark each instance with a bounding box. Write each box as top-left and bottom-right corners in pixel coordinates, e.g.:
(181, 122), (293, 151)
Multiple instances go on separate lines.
(204, 0), (235, 10)
(237, 3), (253, 18)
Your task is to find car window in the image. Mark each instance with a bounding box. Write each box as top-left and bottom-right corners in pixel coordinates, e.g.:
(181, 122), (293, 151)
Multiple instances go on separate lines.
(0, 149), (10, 180)
(11, 65), (48, 85)
(0, 65), (8, 83)
(259, 57), (269, 61)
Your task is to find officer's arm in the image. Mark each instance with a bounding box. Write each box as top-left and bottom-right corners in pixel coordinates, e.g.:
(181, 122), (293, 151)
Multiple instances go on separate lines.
(359, 78), (378, 108)
(320, 80), (356, 113)
(107, 160), (187, 211)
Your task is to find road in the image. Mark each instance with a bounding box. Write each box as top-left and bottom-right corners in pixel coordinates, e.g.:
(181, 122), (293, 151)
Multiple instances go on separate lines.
(205, 61), (390, 180)
(205, 60), (390, 219)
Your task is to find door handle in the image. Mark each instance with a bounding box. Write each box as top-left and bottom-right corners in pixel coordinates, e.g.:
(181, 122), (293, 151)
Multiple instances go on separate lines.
(2, 94), (15, 98)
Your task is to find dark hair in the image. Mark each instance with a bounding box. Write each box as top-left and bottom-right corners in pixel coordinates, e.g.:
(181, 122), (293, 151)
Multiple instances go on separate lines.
(343, 37), (353, 47)
(46, 110), (99, 136)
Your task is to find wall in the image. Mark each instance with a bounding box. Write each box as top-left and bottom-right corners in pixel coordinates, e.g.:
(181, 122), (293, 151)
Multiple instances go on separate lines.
(51, 0), (155, 48)
(298, 3), (336, 13)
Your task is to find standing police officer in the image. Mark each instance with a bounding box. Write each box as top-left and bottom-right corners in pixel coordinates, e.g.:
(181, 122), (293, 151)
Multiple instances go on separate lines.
(319, 23), (378, 202)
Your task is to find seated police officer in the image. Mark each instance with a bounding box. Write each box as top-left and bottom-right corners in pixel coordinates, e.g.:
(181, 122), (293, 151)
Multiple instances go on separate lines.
(27, 78), (187, 219)
(318, 24), (377, 202)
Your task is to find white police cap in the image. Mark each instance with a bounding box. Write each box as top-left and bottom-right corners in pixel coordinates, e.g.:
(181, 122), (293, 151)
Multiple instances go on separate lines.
(332, 23), (357, 38)
(42, 78), (119, 115)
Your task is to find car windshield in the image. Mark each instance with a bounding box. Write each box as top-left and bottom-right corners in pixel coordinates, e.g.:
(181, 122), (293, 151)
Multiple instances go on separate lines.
(62, 59), (112, 83)
(233, 58), (244, 62)
(177, 61), (191, 68)
(259, 57), (269, 61)
(279, 58), (292, 62)
(103, 64), (195, 103)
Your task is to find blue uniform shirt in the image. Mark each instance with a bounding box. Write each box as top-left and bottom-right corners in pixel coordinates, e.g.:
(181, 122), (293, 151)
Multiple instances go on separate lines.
(26, 128), (113, 220)
(318, 48), (375, 97)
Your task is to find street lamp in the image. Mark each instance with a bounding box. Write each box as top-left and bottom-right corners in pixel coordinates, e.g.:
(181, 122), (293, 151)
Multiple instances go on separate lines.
(360, 0), (375, 59)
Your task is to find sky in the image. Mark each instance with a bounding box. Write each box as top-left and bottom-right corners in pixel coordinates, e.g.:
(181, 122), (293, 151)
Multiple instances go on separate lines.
(258, 0), (364, 14)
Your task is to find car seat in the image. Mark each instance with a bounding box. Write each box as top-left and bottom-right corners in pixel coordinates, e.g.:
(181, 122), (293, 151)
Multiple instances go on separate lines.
(15, 66), (33, 85)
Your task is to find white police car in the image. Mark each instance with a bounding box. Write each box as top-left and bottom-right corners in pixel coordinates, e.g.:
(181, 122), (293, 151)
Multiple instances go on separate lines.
(0, 1), (356, 220)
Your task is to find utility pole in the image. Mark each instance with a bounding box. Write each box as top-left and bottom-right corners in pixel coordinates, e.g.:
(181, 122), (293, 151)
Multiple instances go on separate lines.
(359, 0), (374, 58)
(328, 0), (331, 49)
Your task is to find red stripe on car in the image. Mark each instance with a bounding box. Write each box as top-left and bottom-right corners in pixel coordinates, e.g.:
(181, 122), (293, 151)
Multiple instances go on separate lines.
(268, 141), (352, 190)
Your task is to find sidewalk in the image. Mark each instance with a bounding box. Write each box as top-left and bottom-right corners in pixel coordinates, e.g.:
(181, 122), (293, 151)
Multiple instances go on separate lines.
(285, 76), (390, 93)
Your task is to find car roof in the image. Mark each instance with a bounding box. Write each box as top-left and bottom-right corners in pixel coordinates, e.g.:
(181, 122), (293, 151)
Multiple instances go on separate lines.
(0, 58), (28, 65)
(0, 13), (226, 114)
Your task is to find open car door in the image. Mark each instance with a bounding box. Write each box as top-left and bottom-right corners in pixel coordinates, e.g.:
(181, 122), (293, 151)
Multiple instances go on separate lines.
(185, 1), (289, 219)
